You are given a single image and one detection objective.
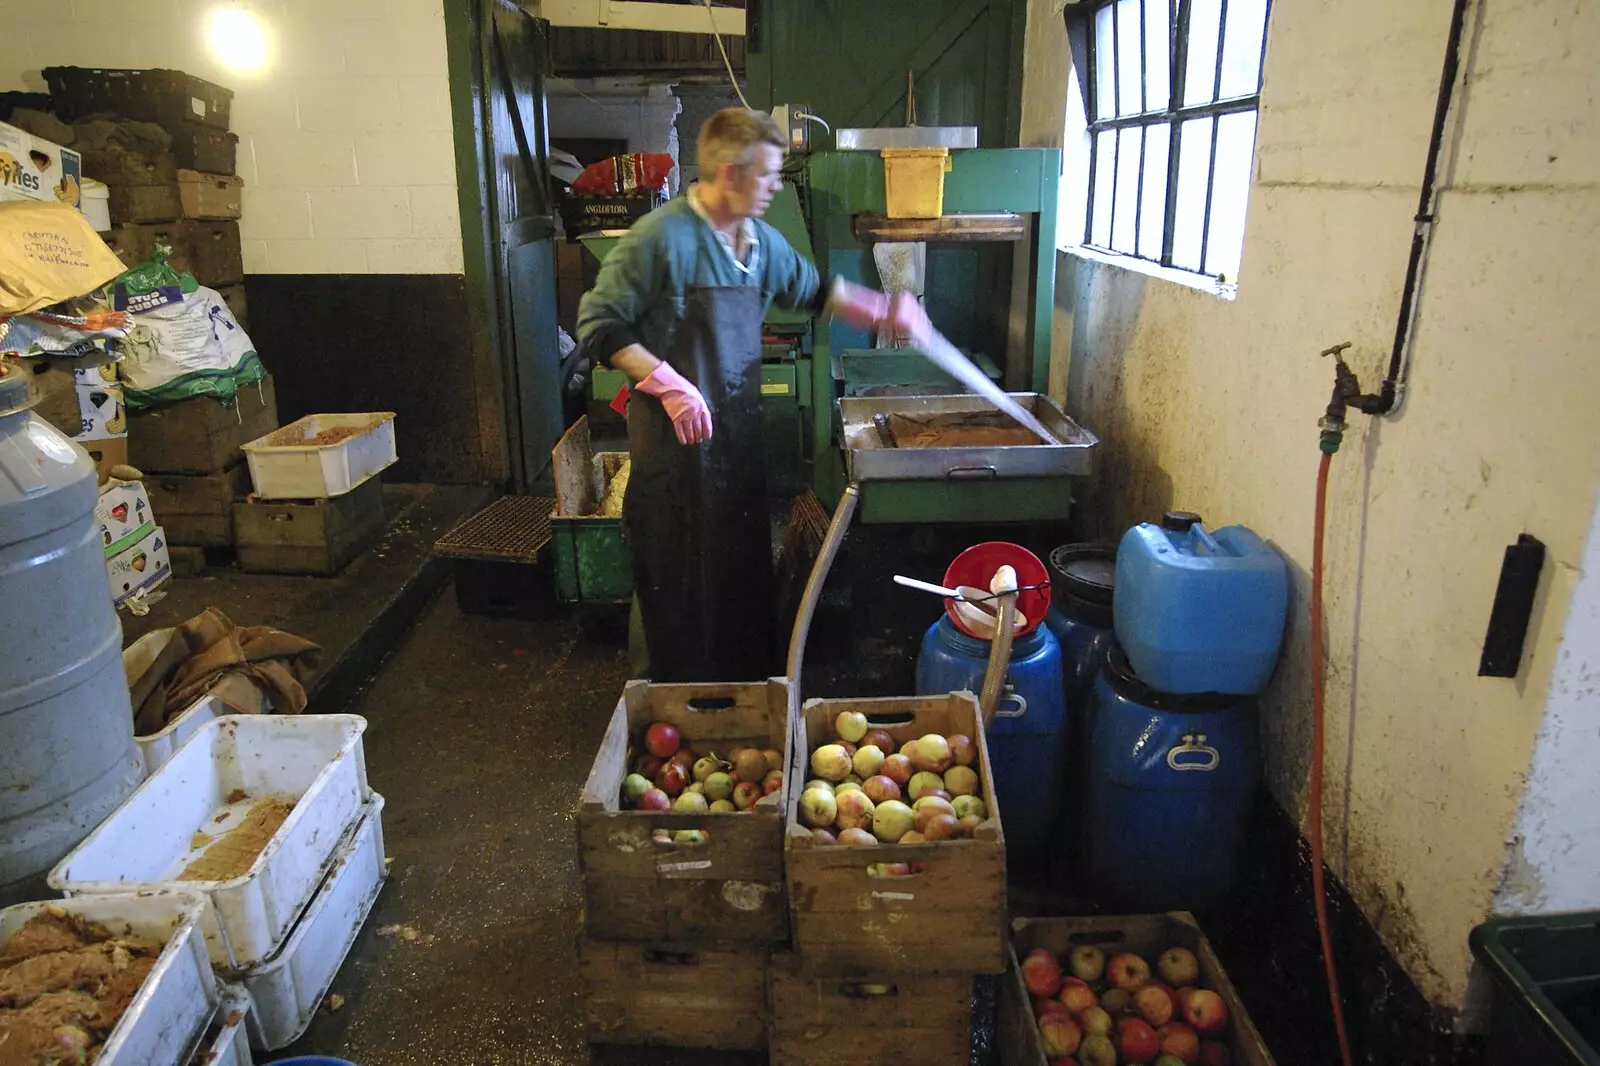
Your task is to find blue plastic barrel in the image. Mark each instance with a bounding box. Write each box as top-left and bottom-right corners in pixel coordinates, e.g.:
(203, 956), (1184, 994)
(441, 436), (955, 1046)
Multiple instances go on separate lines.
(1115, 511), (1288, 695)
(1044, 543), (1118, 710)
(914, 617), (1066, 853)
(1083, 647), (1258, 912)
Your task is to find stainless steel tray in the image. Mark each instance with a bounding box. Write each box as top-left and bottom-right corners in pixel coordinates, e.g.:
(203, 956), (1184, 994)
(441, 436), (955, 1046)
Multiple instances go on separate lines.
(839, 393), (1099, 482)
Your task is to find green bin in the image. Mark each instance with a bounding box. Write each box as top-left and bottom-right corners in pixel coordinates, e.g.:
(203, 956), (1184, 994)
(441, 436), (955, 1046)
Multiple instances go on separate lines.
(550, 417), (632, 606)
(1471, 912), (1600, 1065)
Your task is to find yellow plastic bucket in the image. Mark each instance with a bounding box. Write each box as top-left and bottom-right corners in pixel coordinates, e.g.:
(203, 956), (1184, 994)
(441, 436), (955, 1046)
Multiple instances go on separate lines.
(881, 147), (950, 219)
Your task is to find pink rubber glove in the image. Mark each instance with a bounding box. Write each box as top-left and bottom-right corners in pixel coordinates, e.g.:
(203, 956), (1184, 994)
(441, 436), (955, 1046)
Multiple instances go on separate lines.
(825, 278), (890, 330)
(636, 361), (712, 445)
(886, 291), (933, 348)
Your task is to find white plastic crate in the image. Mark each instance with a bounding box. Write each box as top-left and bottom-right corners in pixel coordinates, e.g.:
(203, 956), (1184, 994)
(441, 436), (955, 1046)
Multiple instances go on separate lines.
(239, 794), (387, 1051)
(0, 891), (219, 1066)
(50, 714), (371, 970)
(136, 695), (224, 778)
(195, 984), (255, 1066)
(241, 412), (396, 499)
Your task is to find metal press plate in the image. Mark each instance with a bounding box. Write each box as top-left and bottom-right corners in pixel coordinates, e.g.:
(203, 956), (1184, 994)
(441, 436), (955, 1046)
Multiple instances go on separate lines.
(835, 126), (980, 150)
(839, 393), (1099, 482)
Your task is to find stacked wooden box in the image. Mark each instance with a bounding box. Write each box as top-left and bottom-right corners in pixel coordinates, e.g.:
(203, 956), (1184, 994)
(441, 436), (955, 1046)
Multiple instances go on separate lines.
(576, 679), (794, 1054)
(135, 378), (278, 570)
(776, 691), (1007, 1066)
(49, 67), (247, 313)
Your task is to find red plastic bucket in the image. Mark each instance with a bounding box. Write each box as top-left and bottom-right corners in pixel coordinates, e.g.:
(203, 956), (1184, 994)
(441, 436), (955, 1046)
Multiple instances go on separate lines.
(942, 541), (1051, 638)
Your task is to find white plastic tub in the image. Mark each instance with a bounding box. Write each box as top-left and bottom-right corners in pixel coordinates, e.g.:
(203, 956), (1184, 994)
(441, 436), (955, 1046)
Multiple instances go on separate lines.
(239, 793), (387, 1051)
(0, 891), (219, 1066)
(136, 695), (224, 778)
(241, 412), (397, 499)
(196, 984), (255, 1066)
(50, 714), (371, 970)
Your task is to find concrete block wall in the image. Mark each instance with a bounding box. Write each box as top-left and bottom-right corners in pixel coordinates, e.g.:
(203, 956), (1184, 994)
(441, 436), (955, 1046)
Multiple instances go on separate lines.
(0, 0), (464, 275)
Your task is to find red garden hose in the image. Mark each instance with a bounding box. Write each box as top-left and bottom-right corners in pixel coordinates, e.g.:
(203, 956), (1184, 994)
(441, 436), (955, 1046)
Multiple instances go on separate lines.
(1311, 450), (1355, 1066)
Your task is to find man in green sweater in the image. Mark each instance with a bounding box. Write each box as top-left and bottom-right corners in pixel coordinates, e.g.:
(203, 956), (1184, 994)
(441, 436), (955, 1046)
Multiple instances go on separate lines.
(578, 108), (924, 682)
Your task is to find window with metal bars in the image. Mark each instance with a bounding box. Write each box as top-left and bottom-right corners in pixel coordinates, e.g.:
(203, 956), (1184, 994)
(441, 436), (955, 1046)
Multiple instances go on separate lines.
(1080, 0), (1270, 283)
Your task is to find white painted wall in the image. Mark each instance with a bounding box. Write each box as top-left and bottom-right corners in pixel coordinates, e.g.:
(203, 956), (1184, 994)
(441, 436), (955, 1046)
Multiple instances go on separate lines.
(1026, 0), (1600, 1011)
(0, 0), (464, 274)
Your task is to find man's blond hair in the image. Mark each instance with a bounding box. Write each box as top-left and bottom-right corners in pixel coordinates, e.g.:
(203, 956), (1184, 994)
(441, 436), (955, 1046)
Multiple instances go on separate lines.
(697, 108), (784, 179)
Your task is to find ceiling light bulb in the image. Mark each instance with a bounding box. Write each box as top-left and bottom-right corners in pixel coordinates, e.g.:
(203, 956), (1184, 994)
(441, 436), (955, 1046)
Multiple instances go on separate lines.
(206, 6), (270, 74)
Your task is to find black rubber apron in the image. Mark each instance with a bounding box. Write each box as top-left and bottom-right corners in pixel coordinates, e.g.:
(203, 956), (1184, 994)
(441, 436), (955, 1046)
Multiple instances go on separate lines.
(624, 285), (775, 682)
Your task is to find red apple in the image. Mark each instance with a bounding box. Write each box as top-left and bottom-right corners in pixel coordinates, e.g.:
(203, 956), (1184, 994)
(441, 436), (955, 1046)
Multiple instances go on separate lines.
(1157, 1021), (1200, 1063)
(1198, 1040), (1232, 1066)
(1158, 946), (1200, 987)
(732, 780), (762, 809)
(1039, 1015), (1082, 1057)
(1173, 987), (1197, 1016)
(837, 739), (857, 759)
(1037, 996), (1072, 1019)
(1181, 989), (1228, 1034)
(948, 733), (976, 766)
(1068, 944), (1106, 983)
(635, 788), (671, 811)
(1078, 1005), (1113, 1038)
(654, 761), (689, 797)
(1108, 952), (1152, 991)
(762, 770), (784, 795)
(1059, 981), (1098, 1014)
(1116, 1017), (1160, 1064)
(633, 753), (664, 778)
(1135, 984), (1176, 1027)
(1022, 949), (1063, 999)
(862, 775), (902, 804)
(880, 753), (915, 786)
(644, 722), (680, 758)
(1077, 1033), (1117, 1066)
(1101, 988), (1134, 1015)
(670, 747), (697, 770)
(865, 728), (896, 754)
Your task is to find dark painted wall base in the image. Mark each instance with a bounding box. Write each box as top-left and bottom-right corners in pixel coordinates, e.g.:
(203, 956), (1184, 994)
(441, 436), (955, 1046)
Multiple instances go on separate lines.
(246, 273), (497, 486)
(1198, 791), (1485, 1066)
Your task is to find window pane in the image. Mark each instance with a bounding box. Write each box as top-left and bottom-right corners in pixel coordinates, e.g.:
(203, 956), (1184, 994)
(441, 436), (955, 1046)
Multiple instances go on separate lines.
(1091, 130), (1115, 246)
(1144, 0), (1171, 111)
(1204, 111), (1257, 280)
(1116, 0), (1143, 116)
(1218, 0), (1268, 98)
(1095, 5), (1116, 120)
(1170, 116), (1213, 271)
(1183, 0), (1223, 105)
(1138, 123), (1171, 260)
(1111, 127), (1142, 254)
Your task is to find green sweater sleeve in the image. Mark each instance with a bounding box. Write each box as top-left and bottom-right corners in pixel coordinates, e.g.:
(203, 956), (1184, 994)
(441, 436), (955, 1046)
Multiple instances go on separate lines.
(764, 229), (826, 314)
(576, 222), (665, 368)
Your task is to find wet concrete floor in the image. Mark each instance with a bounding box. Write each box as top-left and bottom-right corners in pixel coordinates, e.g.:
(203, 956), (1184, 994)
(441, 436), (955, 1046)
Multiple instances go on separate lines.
(271, 587), (765, 1065)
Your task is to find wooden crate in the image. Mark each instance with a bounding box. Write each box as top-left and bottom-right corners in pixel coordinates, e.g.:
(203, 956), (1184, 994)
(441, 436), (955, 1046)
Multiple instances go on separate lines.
(768, 952), (973, 1066)
(998, 913), (1276, 1066)
(233, 475), (385, 576)
(786, 692), (1007, 977)
(577, 678), (794, 946)
(578, 935), (768, 1051)
(146, 464), (250, 546)
(107, 181), (181, 224)
(128, 376), (276, 474)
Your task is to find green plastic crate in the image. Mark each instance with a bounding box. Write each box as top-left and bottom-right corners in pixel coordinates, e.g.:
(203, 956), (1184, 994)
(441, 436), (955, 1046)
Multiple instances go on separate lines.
(551, 417), (632, 606)
(1471, 912), (1600, 1065)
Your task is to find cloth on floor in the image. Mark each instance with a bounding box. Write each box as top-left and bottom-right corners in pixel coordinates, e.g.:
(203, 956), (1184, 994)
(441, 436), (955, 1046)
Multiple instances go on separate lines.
(130, 607), (321, 734)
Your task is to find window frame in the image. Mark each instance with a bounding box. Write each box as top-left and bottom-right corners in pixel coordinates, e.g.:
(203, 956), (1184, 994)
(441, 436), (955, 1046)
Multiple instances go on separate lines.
(1081, 0), (1271, 281)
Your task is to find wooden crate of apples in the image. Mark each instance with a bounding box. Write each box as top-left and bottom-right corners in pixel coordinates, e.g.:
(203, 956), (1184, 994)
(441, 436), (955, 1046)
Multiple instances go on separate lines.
(998, 914), (1275, 1066)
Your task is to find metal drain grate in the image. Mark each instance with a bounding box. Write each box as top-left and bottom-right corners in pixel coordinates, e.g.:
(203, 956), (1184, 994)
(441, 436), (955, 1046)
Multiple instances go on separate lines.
(432, 494), (554, 562)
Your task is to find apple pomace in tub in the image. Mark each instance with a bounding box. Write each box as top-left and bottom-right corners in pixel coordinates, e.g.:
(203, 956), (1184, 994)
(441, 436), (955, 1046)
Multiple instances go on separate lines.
(0, 906), (165, 1065)
(178, 797), (295, 882)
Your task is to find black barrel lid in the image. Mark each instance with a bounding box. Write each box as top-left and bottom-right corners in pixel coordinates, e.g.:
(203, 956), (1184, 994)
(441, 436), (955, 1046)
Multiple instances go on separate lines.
(1102, 644), (1247, 713)
(1161, 510), (1203, 532)
(1048, 543), (1116, 607)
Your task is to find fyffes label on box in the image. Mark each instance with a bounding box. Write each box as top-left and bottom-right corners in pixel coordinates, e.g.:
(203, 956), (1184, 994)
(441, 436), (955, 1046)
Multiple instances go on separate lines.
(0, 121), (83, 208)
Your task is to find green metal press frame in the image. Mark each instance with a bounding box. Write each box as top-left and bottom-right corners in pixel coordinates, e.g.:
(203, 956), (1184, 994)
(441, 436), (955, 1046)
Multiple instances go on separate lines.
(805, 146), (1063, 514)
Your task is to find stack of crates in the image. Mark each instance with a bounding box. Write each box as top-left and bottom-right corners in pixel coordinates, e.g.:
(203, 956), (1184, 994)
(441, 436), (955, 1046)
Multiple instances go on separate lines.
(776, 691), (1008, 1066)
(46, 66), (248, 317)
(574, 678), (794, 1055)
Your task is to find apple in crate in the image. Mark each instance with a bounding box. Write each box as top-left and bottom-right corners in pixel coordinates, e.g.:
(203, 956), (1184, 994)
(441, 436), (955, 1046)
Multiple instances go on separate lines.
(1158, 1021), (1200, 1062)
(913, 734), (953, 773)
(1039, 1014), (1082, 1057)
(944, 765), (979, 796)
(1021, 948), (1062, 998)
(1079, 1005), (1113, 1038)
(1136, 984), (1176, 1026)
(834, 710), (868, 742)
(873, 800), (914, 842)
(1069, 944), (1106, 983)
(1108, 952), (1152, 991)
(1199, 1040), (1233, 1065)
(835, 790), (875, 832)
(799, 787), (837, 828)
(732, 781), (762, 809)
(811, 744), (853, 782)
(948, 733), (975, 766)
(636, 788), (671, 811)
(880, 754), (915, 786)
(1060, 979), (1097, 1014)
(762, 770), (784, 795)
(1077, 1033), (1117, 1066)
(1159, 946), (1200, 987)
(655, 761), (690, 797)
(864, 728), (896, 753)
(644, 722), (680, 757)
(853, 745), (885, 779)
(1116, 1017), (1161, 1063)
(1181, 989), (1229, 1034)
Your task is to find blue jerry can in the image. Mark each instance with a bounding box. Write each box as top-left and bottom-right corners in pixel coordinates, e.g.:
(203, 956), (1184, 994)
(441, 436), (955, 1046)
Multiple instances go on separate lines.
(1083, 647), (1259, 912)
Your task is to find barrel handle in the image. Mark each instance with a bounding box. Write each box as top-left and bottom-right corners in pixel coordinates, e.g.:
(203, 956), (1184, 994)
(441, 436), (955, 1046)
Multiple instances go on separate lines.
(1187, 523), (1224, 557)
(1166, 733), (1221, 772)
(992, 687), (1028, 718)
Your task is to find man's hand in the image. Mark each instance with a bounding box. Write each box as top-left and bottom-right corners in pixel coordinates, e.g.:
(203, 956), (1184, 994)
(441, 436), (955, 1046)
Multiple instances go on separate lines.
(636, 362), (713, 445)
(886, 291), (933, 348)
(826, 279), (932, 347)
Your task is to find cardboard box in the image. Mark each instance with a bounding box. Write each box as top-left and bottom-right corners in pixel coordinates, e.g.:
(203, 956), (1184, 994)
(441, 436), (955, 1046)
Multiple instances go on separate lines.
(176, 171), (242, 219)
(95, 480), (155, 558)
(74, 364), (121, 388)
(105, 525), (172, 607)
(79, 436), (129, 485)
(0, 120), (83, 208)
(75, 381), (127, 439)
